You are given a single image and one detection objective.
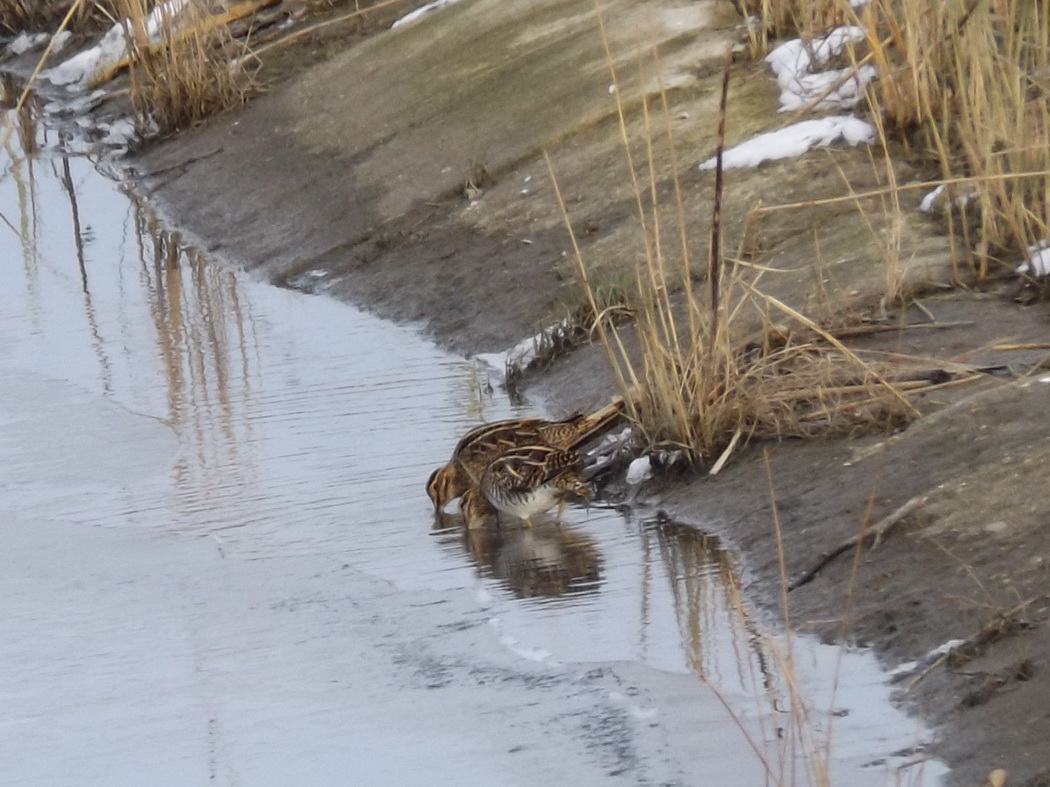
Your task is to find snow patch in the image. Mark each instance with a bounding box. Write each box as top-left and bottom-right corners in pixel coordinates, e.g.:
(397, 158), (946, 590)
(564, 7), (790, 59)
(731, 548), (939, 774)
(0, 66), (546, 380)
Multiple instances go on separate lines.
(45, 0), (189, 87)
(918, 182), (977, 214)
(51, 30), (73, 53)
(392, 0), (465, 29)
(927, 638), (967, 659)
(1016, 241), (1050, 277)
(886, 660), (919, 679)
(698, 115), (874, 170)
(626, 455), (653, 485)
(9, 32), (49, 55)
(918, 184), (946, 213)
(766, 26), (874, 112)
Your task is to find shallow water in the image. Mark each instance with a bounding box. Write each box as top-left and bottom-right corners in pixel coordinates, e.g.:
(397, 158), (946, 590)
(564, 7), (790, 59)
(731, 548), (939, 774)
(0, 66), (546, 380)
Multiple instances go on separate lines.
(0, 83), (943, 785)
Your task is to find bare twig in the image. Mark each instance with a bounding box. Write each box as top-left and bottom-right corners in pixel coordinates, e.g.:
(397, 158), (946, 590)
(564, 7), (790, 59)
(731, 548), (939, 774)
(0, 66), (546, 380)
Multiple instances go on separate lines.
(789, 495), (926, 591)
(990, 342), (1050, 352)
(830, 320), (974, 339)
(904, 598), (1035, 692)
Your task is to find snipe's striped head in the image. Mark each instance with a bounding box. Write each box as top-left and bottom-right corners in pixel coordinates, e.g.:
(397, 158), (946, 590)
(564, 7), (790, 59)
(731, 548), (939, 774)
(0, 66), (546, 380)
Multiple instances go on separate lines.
(426, 465), (460, 512)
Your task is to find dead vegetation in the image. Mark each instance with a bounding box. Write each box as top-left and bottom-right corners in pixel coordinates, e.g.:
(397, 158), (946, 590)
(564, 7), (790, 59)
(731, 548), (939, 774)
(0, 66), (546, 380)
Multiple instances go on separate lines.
(0, 0), (113, 35)
(739, 0), (1050, 279)
(4, 0), (410, 136)
(546, 0), (1050, 469)
(114, 0), (254, 134)
(553, 5), (950, 470)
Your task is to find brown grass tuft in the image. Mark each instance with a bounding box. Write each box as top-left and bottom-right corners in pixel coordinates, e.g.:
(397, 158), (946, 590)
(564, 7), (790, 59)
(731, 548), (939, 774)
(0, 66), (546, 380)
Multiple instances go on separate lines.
(115, 0), (254, 136)
(550, 2), (924, 468)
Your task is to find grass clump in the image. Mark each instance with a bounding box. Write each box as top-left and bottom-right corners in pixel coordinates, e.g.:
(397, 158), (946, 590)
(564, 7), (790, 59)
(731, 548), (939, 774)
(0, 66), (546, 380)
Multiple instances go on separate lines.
(551, 24), (921, 468)
(559, 0), (1048, 464)
(114, 0), (254, 135)
(612, 257), (918, 467)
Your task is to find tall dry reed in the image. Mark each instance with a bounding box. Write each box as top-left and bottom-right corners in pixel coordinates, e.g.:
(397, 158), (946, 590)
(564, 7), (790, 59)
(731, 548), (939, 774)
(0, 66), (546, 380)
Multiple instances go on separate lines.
(555, 3), (917, 470)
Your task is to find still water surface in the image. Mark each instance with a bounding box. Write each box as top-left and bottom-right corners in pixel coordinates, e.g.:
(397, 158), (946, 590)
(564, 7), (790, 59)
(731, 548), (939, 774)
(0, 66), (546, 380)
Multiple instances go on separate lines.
(0, 87), (943, 785)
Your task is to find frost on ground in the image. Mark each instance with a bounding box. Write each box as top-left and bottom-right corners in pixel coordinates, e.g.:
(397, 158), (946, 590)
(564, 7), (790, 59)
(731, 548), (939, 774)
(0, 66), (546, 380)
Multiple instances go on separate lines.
(698, 115), (874, 170)
(766, 26), (875, 112)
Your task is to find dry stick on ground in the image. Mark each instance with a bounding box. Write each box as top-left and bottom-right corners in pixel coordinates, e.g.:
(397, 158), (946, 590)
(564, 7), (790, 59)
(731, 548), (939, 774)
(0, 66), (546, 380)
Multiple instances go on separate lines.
(904, 598), (1036, 693)
(990, 342), (1050, 351)
(830, 320), (975, 339)
(788, 495), (927, 591)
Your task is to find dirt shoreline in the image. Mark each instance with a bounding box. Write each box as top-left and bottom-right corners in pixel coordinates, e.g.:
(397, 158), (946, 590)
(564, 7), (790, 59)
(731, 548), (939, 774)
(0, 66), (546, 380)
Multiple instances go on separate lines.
(123, 2), (1050, 784)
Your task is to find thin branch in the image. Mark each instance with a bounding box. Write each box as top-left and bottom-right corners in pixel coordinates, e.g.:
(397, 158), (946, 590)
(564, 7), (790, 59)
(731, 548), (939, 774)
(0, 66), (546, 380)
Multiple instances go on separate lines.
(789, 495), (927, 591)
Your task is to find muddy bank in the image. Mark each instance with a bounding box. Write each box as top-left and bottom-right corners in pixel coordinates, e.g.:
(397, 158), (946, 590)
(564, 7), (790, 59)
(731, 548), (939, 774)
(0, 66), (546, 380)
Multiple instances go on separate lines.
(120, 1), (1050, 784)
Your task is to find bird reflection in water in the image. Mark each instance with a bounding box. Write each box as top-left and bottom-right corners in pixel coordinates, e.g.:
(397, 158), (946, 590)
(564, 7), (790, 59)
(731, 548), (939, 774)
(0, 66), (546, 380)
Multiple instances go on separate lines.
(433, 516), (602, 600)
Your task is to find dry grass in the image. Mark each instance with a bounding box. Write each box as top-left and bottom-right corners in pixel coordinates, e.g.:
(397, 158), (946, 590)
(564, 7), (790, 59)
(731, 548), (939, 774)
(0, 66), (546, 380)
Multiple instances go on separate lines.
(875, 0), (1050, 277)
(551, 2), (922, 469)
(558, 0), (1050, 464)
(0, 0), (113, 34)
(742, 0), (1050, 278)
(113, 0), (254, 135)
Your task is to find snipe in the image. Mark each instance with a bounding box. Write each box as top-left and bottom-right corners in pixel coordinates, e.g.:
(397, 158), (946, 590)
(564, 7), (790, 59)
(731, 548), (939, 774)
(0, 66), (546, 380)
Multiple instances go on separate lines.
(426, 397), (622, 513)
(458, 444), (589, 529)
